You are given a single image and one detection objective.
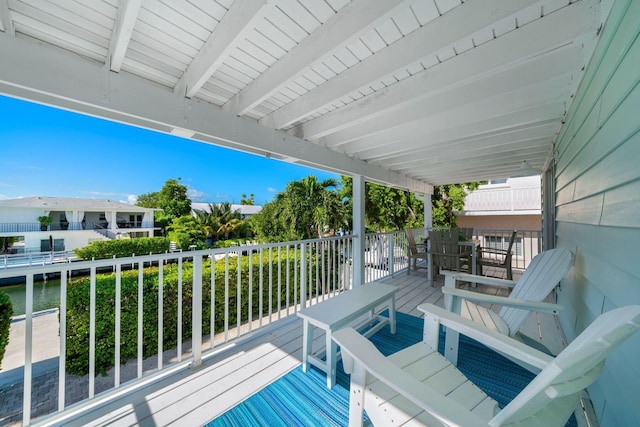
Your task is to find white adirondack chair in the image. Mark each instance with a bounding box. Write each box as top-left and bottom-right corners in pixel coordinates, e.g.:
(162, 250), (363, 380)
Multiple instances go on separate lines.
(441, 247), (572, 365)
(333, 303), (640, 427)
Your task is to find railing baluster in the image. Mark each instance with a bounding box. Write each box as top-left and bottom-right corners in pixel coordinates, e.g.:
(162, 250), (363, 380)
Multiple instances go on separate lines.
(59, 269), (67, 410)
(178, 257), (183, 362)
(224, 254), (229, 342)
(23, 274), (33, 426)
(137, 261), (143, 378)
(293, 244), (298, 313)
(300, 242), (307, 309)
(268, 247), (273, 323)
(211, 256), (216, 348)
(285, 245), (290, 315)
(115, 264), (121, 386)
(193, 255), (202, 367)
(248, 250), (253, 332)
(89, 266), (96, 398)
(277, 246), (281, 320)
(237, 252), (241, 337)
(157, 261), (163, 370)
(259, 248), (263, 327)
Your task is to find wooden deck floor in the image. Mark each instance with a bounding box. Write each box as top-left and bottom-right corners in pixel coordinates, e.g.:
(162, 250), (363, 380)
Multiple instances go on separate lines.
(52, 268), (568, 427)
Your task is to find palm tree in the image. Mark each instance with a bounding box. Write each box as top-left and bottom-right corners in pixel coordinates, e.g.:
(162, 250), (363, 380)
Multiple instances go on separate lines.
(279, 176), (347, 239)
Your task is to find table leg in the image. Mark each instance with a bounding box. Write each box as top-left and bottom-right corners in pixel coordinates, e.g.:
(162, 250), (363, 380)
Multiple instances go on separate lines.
(389, 297), (396, 334)
(326, 331), (337, 388)
(302, 320), (311, 373)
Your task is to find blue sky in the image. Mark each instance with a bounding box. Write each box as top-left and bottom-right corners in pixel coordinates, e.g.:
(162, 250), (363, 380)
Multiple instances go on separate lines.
(0, 95), (339, 206)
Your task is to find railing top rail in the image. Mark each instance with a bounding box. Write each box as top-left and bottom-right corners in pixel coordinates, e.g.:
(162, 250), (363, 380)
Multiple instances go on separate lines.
(0, 235), (357, 279)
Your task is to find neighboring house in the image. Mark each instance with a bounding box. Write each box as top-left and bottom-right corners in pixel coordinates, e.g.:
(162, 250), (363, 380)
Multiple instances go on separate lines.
(0, 197), (157, 253)
(191, 202), (262, 220)
(456, 176), (542, 267)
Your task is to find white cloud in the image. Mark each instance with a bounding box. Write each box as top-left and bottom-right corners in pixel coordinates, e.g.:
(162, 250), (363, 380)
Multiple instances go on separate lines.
(267, 187), (277, 193)
(187, 188), (205, 200)
(127, 195), (137, 205)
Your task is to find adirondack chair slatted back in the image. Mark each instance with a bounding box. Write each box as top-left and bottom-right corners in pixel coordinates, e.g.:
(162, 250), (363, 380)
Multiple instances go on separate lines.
(499, 248), (573, 336)
(492, 305), (640, 426)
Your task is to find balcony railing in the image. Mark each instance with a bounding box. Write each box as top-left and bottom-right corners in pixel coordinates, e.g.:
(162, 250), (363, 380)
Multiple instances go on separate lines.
(0, 222), (155, 233)
(0, 228), (541, 425)
(0, 231), (417, 426)
(463, 186), (541, 213)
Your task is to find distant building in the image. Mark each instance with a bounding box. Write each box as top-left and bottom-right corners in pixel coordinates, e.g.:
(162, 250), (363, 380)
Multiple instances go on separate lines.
(0, 197), (157, 253)
(456, 176), (542, 267)
(191, 202), (262, 219)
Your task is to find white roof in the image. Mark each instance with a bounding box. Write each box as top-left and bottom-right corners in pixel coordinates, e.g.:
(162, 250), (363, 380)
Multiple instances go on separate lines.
(192, 202), (262, 216)
(0, 197), (157, 212)
(0, 1), (612, 190)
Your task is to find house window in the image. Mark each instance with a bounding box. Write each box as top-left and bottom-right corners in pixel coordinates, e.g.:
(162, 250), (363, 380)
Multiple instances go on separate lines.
(40, 238), (64, 251)
(484, 235), (522, 256)
(129, 214), (143, 227)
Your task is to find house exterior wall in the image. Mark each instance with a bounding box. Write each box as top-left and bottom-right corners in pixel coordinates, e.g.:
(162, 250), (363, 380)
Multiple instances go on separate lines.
(456, 214), (540, 231)
(553, 1), (640, 425)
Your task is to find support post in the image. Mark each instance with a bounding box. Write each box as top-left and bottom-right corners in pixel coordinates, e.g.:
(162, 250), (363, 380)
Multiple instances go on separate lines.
(352, 175), (365, 288)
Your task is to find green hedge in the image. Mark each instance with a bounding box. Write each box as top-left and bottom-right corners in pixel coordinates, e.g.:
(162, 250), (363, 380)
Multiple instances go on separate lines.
(74, 237), (171, 260)
(0, 291), (13, 368)
(65, 250), (339, 376)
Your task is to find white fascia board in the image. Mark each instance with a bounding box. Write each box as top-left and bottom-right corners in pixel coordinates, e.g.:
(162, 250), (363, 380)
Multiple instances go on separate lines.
(0, 32), (431, 195)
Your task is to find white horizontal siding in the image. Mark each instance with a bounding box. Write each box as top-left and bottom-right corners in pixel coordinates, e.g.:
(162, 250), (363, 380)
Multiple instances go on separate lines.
(554, 0), (640, 425)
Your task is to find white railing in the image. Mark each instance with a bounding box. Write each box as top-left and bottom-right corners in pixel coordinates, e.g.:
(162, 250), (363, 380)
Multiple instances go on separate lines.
(470, 228), (541, 270)
(463, 186), (541, 213)
(403, 227), (541, 273)
(0, 250), (78, 269)
(0, 235), (365, 425)
(0, 231), (419, 426)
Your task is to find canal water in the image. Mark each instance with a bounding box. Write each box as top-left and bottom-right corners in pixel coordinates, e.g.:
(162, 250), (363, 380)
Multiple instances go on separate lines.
(0, 278), (61, 316)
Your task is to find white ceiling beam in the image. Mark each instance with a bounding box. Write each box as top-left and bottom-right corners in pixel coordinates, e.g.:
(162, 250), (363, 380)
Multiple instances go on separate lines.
(362, 103), (564, 164)
(223, 0), (408, 116)
(0, 31), (431, 194)
(319, 45), (581, 149)
(261, 0), (539, 130)
(108, 0), (142, 72)
(295, 2), (591, 142)
(0, 0), (13, 35)
(344, 74), (569, 157)
(411, 147), (550, 183)
(380, 123), (559, 170)
(176, 0), (272, 99)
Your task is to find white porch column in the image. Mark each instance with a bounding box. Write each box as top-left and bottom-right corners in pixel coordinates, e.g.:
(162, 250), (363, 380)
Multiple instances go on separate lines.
(352, 175), (365, 288)
(110, 211), (117, 230)
(423, 191), (433, 280)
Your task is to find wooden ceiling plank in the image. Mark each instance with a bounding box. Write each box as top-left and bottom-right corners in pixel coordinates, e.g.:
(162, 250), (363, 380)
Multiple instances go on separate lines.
(264, 0), (539, 130)
(225, 0), (409, 116)
(177, 0), (272, 99)
(295, 1), (591, 142)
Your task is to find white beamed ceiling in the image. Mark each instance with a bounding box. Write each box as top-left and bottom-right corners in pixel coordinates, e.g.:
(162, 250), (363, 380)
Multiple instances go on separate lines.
(0, 0), (611, 192)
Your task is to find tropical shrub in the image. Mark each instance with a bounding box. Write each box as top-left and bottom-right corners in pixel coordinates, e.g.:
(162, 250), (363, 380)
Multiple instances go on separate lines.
(74, 237), (171, 260)
(64, 249), (338, 376)
(0, 291), (13, 368)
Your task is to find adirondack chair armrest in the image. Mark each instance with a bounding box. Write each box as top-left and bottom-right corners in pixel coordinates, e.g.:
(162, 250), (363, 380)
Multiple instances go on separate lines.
(443, 271), (518, 289)
(442, 288), (564, 314)
(417, 304), (553, 370)
(333, 328), (490, 426)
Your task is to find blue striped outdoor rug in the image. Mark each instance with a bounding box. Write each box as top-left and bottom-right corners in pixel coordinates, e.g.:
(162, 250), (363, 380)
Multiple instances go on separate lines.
(206, 311), (576, 427)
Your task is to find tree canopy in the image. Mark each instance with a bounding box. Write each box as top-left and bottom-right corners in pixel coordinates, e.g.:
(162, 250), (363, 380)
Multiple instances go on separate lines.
(136, 178), (191, 228)
(431, 183), (480, 228)
(249, 175), (347, 241)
